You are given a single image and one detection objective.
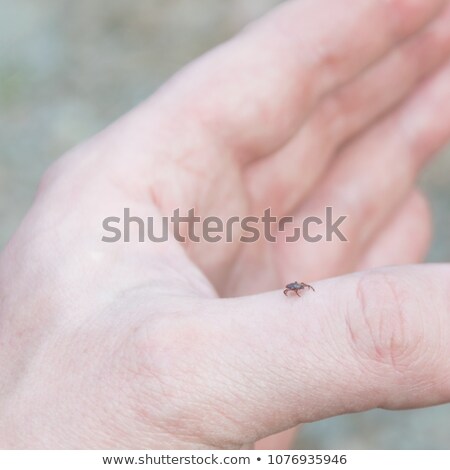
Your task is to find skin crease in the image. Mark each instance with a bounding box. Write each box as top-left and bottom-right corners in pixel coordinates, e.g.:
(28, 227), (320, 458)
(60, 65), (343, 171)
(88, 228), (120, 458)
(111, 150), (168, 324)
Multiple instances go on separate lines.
(2, 0), (450, 450)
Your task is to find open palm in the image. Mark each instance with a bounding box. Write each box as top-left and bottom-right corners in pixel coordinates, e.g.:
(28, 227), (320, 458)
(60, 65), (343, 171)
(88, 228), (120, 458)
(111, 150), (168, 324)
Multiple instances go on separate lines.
(2, 0), (450, 449)
(95, 0), (450, 298)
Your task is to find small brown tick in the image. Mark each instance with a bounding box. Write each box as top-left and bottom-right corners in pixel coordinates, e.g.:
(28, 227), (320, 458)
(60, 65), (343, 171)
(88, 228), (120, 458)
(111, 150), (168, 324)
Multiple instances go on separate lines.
(284, 281), (315, 297)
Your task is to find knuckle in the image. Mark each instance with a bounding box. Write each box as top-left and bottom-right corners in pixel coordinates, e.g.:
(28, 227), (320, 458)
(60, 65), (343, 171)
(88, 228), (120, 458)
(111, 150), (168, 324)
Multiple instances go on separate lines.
(404, 27), (442, 82)
(309, 43), (342, 92)
(126, 310), (246, 448)
(126, 314), (201, 393)
(382, 0), (430, 40)
(316, 91), (356, 140)
(35, 155), (78, 201)
(345, 271), (425, 373)
(122, 311), (228, 443)
(118, 315), (198, 434)
(36, 159), (63, 196)
(36, 141), (97, 199)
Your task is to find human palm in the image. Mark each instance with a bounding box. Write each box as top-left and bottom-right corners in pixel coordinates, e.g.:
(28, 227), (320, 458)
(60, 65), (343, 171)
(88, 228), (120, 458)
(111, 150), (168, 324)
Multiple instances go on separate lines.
(109, 0), (450, 298)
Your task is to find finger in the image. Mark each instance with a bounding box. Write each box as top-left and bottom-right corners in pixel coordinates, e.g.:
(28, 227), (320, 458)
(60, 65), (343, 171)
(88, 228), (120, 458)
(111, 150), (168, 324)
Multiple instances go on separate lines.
(276, 59), (450, 281)
(171, 0), (447, 161)
(192, 264), (450, 446)
(103, 0), (446, 175)
(247, 4), (450, 213)
(317, 59), (450, 246)
(358, 190), (432, 270)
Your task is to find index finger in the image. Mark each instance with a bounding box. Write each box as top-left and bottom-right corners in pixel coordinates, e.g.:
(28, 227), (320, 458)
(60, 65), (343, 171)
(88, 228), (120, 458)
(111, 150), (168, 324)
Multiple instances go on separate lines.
(187, 265), (450, 445)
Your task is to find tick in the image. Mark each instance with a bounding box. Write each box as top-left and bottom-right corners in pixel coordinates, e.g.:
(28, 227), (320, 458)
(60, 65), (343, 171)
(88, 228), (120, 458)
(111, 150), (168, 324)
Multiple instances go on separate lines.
(283, 281), (315, 297)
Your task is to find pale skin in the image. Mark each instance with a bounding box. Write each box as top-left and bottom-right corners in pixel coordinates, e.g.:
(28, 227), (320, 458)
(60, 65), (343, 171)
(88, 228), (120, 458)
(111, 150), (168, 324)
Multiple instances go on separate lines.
(2, 0), (450, 449)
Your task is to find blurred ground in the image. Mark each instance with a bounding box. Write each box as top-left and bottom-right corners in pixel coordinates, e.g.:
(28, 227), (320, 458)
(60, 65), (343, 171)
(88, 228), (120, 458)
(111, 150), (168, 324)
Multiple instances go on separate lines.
(1, 0), (449, 449)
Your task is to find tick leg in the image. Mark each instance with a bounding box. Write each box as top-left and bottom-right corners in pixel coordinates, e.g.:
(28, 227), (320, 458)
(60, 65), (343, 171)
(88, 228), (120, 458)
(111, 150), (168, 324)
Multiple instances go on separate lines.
(295, 289), (302, 297)
(302, 283), (315, 292)
(284, 289), (289, 296)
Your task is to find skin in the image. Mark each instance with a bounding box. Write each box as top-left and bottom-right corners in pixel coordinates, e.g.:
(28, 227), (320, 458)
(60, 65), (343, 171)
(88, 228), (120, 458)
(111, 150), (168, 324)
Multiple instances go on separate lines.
(1, 0), (450, 449)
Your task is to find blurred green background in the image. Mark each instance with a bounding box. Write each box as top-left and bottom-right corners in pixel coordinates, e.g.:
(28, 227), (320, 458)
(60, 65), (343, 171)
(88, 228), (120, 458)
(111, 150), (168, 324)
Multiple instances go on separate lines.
(1, 0), (449, 449)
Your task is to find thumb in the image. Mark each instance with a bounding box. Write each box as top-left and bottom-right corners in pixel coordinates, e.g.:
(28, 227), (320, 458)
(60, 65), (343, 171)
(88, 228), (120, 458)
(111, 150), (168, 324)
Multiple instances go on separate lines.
(192, 264), (450, 446)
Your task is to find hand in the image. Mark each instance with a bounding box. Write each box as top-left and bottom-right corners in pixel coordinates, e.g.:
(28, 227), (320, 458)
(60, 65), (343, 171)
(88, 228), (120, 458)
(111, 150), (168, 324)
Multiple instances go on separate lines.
(1, 0), (450, 449)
